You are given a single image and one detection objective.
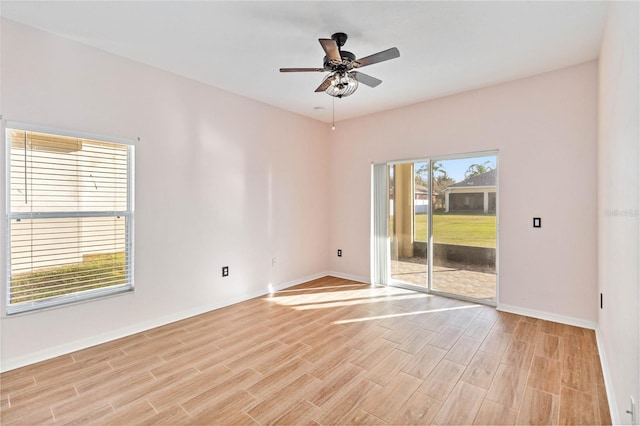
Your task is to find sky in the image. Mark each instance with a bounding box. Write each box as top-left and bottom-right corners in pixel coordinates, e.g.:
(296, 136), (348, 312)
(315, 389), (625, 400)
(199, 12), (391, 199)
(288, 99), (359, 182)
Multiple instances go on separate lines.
(416, 155), (496, 183)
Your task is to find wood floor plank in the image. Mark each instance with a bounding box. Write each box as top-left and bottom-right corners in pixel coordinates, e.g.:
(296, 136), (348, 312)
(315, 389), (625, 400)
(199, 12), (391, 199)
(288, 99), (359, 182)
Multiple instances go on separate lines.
(341, 409), (386, 425)
(460, 349), (501, 390)
(0, 374), (36, 394)
(313, 378), (380, 425)
(365, 348), (414, 386)
(110, 365), (202, 410)
(307, 344), (361, 380)
(401, 344), (447, 380)
(0, 277), (610, 426)
(492, 312), (521, 333)
(381, 317), (421, 343)
(527, 355), (562, 395)
(535, 332), (562, 360)
(351, 337), (397, 370)
(305, 362), (364, 407)
(485, 362), (529, 409)
(55, 402), (116, 425)
(180, 368), (262, 414)
(99, 399), (157, 425)
(1, 404), (55, 425)
(433, 381), (486, 425)
(189, 394), (259, 425)
(417, 359), (466, 401)
(145, 365), (236, 412)
(561, 354), (596, 394)
(559, 387), (598, 425)
(137, 405), (189, 426)
(430, 325), (465, 350)
(391, 390), (442, 425)
(415, 311), (451, 332)
(516, 386), (559, 425)
(396, 327), (437, 354)
(246, 357), (311, 398)
(464, 315), (497, 341)
(501, 339), (535, 370)
(360, 371), (423, 423)
(182, 388), (256, 420)
(513, 320), (539, 342)
(271, 399), (321, 425)
(444, 335), (482, 365)
(473, 399), (517, 425)
(246, 373), (321, 424)
(479, 329), (513, 356)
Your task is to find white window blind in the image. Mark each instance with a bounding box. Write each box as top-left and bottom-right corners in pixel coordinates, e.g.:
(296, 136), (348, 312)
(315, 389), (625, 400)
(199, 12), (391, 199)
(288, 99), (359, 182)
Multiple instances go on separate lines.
(6, 125), (134, 314)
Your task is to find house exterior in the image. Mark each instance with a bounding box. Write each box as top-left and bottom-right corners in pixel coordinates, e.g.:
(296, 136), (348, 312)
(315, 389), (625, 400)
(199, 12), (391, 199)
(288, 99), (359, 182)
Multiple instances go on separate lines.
(443, 169), (496, 213)
(414, 183), (430, 213)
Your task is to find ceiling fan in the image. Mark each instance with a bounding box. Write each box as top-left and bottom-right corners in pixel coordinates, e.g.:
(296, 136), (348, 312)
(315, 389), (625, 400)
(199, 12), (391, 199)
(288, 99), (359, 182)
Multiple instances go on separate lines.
(280, 32), (400, 98)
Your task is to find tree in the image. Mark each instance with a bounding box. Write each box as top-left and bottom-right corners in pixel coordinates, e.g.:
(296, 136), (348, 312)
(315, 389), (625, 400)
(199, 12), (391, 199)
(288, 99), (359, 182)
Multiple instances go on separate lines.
(413, 162), (454, 210)
(464, 161), (494, 180)
(432, 168), (455, 210)
(414, 162), (446, 188)
(414, 162), (429, 187)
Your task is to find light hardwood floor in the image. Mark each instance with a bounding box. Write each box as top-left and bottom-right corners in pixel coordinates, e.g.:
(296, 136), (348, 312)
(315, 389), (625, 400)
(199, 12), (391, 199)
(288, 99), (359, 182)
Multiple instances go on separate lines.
(0, 276), (610, 425)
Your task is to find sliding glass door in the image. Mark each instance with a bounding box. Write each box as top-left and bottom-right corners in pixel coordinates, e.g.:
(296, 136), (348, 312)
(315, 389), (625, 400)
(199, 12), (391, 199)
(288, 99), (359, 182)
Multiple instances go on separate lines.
(382, 152), (497, 304)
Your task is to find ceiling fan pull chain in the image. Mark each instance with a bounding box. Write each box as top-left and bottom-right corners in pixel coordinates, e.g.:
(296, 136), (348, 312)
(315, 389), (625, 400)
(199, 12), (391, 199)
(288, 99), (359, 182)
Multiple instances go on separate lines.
(332, 97), (336, 131)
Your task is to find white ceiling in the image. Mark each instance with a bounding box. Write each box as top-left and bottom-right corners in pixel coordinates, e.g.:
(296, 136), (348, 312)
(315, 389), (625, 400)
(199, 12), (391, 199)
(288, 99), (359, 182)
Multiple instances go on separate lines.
(1, 1), (608, 123)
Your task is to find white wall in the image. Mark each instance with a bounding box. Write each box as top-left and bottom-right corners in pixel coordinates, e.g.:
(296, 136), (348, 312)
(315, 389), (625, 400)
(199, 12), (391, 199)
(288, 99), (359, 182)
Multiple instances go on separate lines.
(597, 2), (639, 424)
(328, 62), (599, 326)
(0, 19), (330, 370)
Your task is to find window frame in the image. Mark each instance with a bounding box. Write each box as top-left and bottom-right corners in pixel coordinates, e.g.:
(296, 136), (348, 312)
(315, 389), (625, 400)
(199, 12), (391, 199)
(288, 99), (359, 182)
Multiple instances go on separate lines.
(5, 122), (135, 315)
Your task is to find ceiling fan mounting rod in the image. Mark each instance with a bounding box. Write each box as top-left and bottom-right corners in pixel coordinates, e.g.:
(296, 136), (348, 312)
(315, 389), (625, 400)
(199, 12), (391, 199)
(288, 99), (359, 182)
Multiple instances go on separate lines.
(331, 32), (348, 48)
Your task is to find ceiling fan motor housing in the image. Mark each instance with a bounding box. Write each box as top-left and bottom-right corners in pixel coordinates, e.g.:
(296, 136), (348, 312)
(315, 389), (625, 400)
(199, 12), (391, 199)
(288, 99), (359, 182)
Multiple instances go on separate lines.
(323, 50), (356, 71)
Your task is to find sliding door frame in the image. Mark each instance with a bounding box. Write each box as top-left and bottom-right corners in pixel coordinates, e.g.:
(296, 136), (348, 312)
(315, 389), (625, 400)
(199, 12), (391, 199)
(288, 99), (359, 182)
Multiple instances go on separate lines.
(374, 150), (499, 307)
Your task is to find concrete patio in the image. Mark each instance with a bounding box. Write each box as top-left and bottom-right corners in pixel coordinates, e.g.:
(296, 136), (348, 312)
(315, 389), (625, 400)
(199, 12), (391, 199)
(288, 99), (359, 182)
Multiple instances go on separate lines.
(390, 257), (496, 303)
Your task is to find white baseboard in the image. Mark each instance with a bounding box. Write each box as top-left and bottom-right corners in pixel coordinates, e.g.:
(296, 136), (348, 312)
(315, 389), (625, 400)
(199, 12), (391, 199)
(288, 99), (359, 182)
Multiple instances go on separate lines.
(0, 271), (331, 373)
(326, 271), (371, 284)
(497, 303), (597, 330)
(595, 328), (619, 425)
(270, 271), (333, 292)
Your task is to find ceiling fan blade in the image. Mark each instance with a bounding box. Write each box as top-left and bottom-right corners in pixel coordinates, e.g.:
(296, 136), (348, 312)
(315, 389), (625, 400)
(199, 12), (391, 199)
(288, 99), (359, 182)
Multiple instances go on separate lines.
(354, 47), (400, 68)
(314, 77), (333, 93)
(280, 67), (325, 72)
(319, 38), (341, 62)
(352, 71), (382, 88)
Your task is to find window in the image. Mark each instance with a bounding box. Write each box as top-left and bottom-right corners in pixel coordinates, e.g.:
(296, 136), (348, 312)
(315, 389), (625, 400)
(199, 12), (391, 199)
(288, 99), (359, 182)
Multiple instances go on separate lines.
(5, 123), (134, 314)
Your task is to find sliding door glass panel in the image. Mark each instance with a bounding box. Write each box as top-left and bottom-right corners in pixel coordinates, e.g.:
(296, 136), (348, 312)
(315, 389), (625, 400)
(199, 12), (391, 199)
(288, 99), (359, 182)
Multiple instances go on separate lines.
(388, 161), (428, 288)
(431, 155), (497, 302)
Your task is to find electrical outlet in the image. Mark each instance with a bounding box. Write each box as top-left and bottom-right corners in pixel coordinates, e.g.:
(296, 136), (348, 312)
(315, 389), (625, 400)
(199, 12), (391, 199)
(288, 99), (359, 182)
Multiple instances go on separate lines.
(271, 257), (277, 267)
(222, 266), (229, 277)
(533, 217), (541, 228)
(337, 249), (342, 257)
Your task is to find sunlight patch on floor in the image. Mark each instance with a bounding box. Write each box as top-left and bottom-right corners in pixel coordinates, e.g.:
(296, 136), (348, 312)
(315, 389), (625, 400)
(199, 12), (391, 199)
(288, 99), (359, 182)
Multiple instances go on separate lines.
(267, 285), (420, 307)
(333, 303), (482, 324)
(291, 292), (432, 310)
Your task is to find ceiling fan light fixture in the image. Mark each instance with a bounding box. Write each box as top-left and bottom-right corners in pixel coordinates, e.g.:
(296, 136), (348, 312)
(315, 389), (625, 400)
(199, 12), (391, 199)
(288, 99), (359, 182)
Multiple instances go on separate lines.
(324, 71), (358, 98)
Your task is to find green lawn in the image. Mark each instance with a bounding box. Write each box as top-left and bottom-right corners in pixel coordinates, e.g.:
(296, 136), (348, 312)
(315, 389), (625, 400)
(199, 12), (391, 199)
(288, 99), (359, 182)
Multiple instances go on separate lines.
(10, 252), (126, 304)
(414, 213), (496, 248)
